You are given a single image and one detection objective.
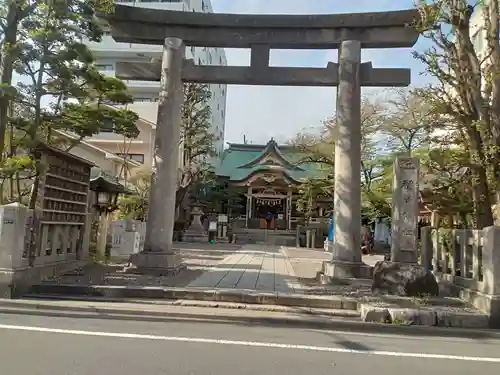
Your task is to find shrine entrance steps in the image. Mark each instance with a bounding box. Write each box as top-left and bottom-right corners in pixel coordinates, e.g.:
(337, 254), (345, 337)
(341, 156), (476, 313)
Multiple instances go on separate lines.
(232, 229), (296, 246)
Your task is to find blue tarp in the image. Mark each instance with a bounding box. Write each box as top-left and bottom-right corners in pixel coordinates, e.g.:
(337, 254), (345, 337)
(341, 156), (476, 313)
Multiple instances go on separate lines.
(328, 215), (334, 242)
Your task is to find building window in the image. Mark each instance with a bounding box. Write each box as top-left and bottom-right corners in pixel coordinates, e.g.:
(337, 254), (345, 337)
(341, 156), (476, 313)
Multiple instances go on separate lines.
(116, 153), (145, 164)
(100, 117), (114, 132)
(101, 100), (121, 106)
(95, 64), (114, 71)
(221, 110), (224, 118)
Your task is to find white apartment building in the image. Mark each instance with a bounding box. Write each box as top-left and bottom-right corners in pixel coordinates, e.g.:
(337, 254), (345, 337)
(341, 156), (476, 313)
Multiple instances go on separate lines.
(85, 0), (228, 168)
(470, 7), (488, 61)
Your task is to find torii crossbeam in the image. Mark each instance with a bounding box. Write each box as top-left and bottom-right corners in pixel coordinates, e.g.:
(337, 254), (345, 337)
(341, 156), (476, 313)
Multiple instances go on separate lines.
(98, 5), (420, 277)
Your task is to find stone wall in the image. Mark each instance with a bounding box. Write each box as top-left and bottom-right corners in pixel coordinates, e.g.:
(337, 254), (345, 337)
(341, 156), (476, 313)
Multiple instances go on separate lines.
(0, 203), (91, 298)
(421, 226), (500, 325)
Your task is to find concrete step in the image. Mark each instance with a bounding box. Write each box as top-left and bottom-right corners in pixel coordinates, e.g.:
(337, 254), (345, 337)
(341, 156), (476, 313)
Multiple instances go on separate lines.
(0, 298), (383, 333)
(25, 284), (359, 310)
(3, 295), (360, 318)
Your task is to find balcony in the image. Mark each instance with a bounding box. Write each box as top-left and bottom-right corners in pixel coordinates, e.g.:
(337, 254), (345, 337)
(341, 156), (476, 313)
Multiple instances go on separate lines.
(124, 80), (161, 93)
(88, 36), (163, 59)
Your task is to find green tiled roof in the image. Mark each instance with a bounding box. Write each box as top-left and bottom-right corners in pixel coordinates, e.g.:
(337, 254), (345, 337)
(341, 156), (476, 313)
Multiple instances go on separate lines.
(90, 169), (135, 195)
(215, 139), (325, 182)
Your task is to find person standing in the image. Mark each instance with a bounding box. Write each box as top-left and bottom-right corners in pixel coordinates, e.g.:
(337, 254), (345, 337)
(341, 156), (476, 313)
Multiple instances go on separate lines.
(264, 211), (273, 230)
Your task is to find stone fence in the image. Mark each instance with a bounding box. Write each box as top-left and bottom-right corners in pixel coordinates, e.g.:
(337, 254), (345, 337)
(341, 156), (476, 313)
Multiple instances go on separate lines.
(0, 203), (91, 297)
(421, 226), (500, 321)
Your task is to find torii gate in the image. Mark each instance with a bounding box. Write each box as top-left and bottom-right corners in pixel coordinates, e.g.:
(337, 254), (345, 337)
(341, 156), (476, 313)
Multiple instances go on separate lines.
(99, 6), (419, 276)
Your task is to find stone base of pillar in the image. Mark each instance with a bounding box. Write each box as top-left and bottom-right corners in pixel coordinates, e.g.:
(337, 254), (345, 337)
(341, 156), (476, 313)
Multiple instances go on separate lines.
(129, 251), (185, 276)
(390, 250), (418, 264)
(324, 240), (333, 252)
(320, 260), (373, 280)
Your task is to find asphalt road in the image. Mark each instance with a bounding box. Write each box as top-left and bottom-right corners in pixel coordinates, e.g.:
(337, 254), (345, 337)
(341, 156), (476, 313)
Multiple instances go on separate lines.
(1, 313), (500, 375)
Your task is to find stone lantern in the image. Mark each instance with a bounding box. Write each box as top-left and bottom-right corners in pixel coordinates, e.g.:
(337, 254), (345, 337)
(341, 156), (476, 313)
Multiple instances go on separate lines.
(183, 204), (208, 243)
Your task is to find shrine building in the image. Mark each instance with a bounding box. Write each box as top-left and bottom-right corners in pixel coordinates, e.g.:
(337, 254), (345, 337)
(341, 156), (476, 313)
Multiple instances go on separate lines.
(215, 139), (329, 230)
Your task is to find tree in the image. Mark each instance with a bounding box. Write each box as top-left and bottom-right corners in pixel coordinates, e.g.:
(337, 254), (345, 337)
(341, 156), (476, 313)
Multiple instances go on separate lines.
(175, 82), (217, 209)
(190, 173), (243, 215)
(1, 0), (139, 205)
(292, 94), (388, 218)
(295, 175), (334, 223)
(0, 1), (116, 163)
(0, 1), (37, 164)
(414, 0), (500, 228)
(421, 147), (475, 225)
(117, 168), (151, 221)
(379, 88), (432, 155)
(361, 154), (394, 219)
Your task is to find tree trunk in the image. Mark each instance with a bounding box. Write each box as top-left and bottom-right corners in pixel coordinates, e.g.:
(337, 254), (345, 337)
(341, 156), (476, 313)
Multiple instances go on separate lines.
(0, 2), (21, 163)
(462, 116), (495, 228)
(175, 186), (188, 209)
(470, 164), (494, 228)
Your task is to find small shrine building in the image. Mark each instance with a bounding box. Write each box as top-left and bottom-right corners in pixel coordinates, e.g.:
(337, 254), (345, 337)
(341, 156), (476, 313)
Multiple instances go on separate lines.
(215, 139), (328, 230)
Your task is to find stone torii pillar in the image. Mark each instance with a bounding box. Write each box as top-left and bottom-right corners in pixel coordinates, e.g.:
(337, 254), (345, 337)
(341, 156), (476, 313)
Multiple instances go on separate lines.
(329, 40), (369, 278)
(104, 7), (418, 278)
(130, 37), (185, 274)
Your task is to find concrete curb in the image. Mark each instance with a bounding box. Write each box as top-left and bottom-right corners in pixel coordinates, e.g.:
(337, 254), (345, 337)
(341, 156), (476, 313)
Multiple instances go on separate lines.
(0, 297), (360, 318)
(359, 302), (491, 329)
(28, 284), (359, 310)
(1, 299), (499, 339)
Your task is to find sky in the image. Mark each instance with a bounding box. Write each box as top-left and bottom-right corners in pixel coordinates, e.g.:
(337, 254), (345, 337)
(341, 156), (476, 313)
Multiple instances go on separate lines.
(210, 0), (432, 145)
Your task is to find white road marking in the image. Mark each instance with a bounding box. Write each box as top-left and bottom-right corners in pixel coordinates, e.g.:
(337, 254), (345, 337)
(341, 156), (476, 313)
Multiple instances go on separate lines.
(0, 323), (499, 363)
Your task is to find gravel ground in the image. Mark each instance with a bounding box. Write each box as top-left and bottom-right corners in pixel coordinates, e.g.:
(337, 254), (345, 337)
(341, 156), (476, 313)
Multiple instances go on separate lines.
(360, 294), (481, 313)
(42, 248), (232, 287)
(295, 276), (374, 296)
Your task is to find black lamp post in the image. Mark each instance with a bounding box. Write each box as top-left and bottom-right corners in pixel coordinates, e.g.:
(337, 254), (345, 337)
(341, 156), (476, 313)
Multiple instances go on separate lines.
(89, 171), (134, 258)
(94, 189), (120, 213)
(90, 172), (131, 213)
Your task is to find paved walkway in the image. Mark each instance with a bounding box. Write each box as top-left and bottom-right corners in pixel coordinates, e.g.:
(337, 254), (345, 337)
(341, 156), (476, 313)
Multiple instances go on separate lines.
(187, 245), (385, 294)
(188, 245), (298, 292)
(46, 244), (382, 295)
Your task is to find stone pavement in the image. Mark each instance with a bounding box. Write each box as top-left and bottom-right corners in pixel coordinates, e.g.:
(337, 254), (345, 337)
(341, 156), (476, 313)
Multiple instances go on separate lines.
(187, 244), (298, 292)
(186, 244), (384, 294)
(39, 243), (385, 296)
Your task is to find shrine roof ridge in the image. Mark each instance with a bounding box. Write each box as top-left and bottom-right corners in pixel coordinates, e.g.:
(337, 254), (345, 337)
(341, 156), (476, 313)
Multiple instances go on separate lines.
(227, 142), (297, 151)
(104, 6), (419, 30)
